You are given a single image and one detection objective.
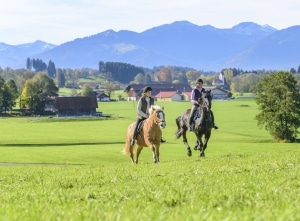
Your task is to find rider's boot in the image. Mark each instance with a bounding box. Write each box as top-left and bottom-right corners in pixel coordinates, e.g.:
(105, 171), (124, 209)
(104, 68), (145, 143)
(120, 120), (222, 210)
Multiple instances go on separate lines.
(130, 125), (139, 146)
(211, 110), (218, 129)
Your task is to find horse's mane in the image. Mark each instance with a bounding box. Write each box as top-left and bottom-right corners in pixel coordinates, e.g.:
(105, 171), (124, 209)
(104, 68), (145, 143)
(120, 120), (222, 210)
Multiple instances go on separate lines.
(149, 105), (163, 115)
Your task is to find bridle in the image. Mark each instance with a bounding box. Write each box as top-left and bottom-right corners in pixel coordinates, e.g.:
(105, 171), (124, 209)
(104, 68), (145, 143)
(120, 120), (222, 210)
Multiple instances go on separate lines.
(154, 110), (166, 128)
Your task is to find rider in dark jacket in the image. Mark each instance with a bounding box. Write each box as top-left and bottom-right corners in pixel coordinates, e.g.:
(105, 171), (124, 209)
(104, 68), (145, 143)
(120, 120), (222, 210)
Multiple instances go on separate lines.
(188, 78), (218, 131)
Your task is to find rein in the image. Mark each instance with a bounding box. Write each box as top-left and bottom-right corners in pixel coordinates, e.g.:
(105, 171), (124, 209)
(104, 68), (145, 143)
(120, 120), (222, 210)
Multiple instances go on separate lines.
(153, 110), (165, 124)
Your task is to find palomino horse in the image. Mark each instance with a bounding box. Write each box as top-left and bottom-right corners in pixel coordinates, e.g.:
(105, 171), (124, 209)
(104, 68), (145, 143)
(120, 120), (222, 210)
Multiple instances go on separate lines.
(175, 91), (213, 157)
(123, 105), (166, 164)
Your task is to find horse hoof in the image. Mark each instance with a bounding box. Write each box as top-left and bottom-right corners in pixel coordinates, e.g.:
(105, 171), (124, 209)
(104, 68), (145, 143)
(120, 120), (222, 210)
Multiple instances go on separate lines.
(187, 151), (192, 157)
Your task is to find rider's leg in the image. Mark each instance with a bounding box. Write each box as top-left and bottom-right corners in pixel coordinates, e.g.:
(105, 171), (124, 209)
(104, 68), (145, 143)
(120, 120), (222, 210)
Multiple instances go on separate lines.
(210, 110), (218, 129)
(131, 118), (143, 145)
(188, 105), (198, 131)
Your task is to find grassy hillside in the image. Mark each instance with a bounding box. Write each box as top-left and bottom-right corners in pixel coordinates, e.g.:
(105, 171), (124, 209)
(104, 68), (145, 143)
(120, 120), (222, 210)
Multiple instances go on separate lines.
(0, 99), (299, 221)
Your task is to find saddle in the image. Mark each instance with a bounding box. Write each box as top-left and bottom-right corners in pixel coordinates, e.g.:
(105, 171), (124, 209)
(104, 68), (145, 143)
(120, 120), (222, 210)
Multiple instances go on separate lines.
(137, 119), (146, 133)
(190, 108), (204, 129)
(192, 110), (201, 121)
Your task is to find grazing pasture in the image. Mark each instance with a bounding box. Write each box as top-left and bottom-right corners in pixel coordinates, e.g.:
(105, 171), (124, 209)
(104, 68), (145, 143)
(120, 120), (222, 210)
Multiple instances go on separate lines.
(0, 99), (299, 221)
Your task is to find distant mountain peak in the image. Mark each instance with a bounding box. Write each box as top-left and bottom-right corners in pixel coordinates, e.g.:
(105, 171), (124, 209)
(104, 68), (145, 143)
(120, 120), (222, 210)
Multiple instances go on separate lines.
(0, 21), (299, 71)
(232, 22), (277, 35)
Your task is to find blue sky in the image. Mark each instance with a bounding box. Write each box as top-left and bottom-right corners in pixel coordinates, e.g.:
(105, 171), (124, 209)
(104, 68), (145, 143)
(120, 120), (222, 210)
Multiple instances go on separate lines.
(1, 0), (299, 45)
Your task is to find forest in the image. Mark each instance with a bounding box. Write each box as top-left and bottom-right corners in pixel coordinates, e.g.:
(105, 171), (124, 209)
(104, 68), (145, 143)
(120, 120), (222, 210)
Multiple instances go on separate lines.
(1, 58), (300, 115)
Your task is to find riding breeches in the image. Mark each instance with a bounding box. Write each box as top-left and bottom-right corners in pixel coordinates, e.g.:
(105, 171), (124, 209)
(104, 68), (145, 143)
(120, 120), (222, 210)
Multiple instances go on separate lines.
(189, 104), (199, 125)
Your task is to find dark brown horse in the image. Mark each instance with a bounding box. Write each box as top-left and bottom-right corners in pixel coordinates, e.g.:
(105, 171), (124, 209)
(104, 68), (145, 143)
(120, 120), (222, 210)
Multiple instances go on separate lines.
(123, 105), (166, 164)
(175, 91), (213, 157)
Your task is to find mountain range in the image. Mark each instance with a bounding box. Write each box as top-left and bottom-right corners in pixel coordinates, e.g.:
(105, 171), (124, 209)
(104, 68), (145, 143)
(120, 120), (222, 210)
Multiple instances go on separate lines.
(1, 21), (300, 71)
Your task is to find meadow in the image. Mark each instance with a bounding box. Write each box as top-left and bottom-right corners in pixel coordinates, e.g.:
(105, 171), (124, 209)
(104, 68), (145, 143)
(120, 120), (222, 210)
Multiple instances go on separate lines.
(0, 99), (299, 221)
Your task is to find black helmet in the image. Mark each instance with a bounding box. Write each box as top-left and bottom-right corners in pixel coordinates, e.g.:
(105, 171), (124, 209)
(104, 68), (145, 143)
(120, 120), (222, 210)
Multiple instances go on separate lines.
(143, 86), (152, 93)
(196, 78), (203, 84)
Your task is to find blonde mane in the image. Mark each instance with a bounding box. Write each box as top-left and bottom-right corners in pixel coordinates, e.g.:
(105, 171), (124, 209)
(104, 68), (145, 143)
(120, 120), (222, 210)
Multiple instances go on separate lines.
(149, 105), (163, 115)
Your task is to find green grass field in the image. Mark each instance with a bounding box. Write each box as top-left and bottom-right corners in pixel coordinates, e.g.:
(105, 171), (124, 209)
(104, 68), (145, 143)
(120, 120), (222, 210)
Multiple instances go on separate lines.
(0, 99), (299, 221)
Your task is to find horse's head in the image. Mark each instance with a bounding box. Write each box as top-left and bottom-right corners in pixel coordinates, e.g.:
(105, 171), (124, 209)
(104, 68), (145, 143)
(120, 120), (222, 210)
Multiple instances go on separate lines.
(203, 90), (212, 109)
(149, 105), (166, 129)
(198, 93), (210, 114)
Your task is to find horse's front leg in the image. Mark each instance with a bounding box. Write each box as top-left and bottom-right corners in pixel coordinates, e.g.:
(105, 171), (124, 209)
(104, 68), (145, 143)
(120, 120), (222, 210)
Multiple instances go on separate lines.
(194, 132), (203, 151)
(151, 145), (160, 163)
(200, 132), (211, 157)
(182, 130), (192, 156)
(194, 132), (200, 150)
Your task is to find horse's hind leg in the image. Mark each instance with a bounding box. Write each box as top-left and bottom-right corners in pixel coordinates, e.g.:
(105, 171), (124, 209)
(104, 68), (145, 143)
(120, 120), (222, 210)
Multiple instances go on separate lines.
(129, 146), (135, 164)
(135, 146), (143, 164)
(182, 130), (192, 157)
(175, 116), (183, 138)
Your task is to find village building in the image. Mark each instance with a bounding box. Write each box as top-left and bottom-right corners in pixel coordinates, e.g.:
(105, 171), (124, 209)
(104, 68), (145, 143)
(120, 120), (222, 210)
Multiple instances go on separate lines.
(124, 82), (229, 101)
(155, 91), (183, 101)
(124, 83), (192, 101)
(55, 96), (98, 117)
(95, 91), (110, 102)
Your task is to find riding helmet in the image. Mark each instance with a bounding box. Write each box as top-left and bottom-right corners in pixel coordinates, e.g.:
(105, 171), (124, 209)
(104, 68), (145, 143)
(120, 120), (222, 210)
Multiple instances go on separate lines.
(143, 86), (152, 93)
(196, 78), (203, 84)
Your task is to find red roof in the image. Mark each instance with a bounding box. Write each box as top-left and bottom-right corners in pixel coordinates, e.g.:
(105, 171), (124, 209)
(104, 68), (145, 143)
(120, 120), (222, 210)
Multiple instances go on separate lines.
(155, 91), (178, 98)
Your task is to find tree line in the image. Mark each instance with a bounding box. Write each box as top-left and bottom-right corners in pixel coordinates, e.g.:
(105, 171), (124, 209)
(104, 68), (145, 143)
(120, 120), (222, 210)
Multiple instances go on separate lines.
(1, 59), (300, 142)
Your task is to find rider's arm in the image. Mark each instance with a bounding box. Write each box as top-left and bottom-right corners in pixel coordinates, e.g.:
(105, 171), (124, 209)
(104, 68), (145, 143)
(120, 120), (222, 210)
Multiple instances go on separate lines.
(190, 89), (198, 105)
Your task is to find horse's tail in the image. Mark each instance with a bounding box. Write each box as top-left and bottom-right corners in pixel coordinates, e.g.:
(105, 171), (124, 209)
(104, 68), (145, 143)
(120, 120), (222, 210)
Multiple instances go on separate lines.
(123, 140), (131, 155)
(123, 123), (134, 155)
(175, 116), (183, 139)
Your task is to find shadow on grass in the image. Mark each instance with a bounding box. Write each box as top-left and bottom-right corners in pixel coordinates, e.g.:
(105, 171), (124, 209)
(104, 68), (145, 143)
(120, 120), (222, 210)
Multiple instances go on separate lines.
(0, 162), (83, 166)
(0, 142), (125, 147)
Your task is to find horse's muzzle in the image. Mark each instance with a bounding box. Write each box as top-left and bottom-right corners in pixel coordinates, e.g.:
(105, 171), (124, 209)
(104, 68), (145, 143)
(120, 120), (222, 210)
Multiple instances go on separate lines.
(160, 121), (166, 129)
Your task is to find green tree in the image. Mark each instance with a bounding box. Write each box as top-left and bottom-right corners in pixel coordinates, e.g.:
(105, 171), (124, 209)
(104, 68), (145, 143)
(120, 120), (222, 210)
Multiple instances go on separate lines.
(158, 67), (172, 83)
(104, 82), (116, 99)
(0, 76), (4, 110)
(25, 72), (58, 114)
(2, 79), (18, 112)
(47, 60), (56, 78)
(255, 71), (300, 142)
(32, 58), (47, 72)
(56, 68), (65, 88)
(290, 68), (296, 74)
(133, 73), (145, 84)
(185, 70), (200, 85)
(81, 84), (94, 97)
(174, 72), (188, 84)
(144, 73), (152, 84)
(26, 57), (32, 70)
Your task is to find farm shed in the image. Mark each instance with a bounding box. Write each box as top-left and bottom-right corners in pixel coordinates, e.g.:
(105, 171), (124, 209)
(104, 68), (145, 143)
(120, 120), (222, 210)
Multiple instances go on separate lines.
(55, 96), (98, 117)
